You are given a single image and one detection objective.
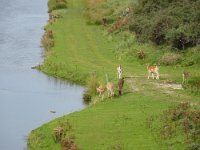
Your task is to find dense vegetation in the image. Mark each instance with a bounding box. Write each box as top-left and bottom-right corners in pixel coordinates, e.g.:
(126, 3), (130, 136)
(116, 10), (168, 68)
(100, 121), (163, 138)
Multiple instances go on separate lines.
(129, 0), (200, 50)
(147, 102), (200, 150)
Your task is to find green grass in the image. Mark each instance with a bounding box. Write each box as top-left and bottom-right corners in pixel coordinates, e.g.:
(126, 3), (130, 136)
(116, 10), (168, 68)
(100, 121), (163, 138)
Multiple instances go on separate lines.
(28, 93), (177, 150)
(28, 0), (200, 149)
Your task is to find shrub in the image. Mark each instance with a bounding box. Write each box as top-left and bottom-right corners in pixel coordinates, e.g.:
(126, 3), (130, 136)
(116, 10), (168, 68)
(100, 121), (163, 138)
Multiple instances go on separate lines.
(52, 121), (81, 150)
(185, 77), (200, 95)
(159, 53), (181, 65)
(83, 92), (92, 104)
(187, 143), (200, 150)
(159, 102), (200, 149)
(136, 49), (146, 60)
(182, 47), (200, 66)
(129, 0), (200, 50)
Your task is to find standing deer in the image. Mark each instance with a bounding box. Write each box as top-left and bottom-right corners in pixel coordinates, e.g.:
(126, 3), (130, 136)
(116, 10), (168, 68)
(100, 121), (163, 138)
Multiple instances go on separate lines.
(147, 64), (160, 80)
(96, 84), (106, 100)
(106, 82), (115, 98)
(182, 71), (189, 84)
(117, 64), (123, 79)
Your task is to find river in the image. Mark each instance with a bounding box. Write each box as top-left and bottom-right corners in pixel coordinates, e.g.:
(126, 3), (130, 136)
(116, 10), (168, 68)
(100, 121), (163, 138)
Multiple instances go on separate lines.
(0, 0), (85, 149)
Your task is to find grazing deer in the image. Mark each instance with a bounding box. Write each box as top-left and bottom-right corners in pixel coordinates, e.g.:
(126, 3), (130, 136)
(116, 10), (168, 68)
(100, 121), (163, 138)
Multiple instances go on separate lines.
(96, 84), (106, 99)
(147, 64), (160, 80)
(106, 82), (115, 98)
(182, 71), (189, 84)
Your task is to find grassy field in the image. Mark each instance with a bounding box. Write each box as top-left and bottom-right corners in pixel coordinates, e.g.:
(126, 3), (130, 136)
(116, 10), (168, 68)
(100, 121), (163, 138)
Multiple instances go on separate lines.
(28, 93), (176, 150)
(28, 0), (200, 149)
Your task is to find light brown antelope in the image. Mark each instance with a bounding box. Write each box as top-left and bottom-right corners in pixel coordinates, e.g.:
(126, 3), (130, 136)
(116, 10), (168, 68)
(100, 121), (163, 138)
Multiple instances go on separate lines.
(106, 82), (115, 98)
(147, 64), (160, 80)
(182, 71), (189, 84)
(96, 84), (106, 99)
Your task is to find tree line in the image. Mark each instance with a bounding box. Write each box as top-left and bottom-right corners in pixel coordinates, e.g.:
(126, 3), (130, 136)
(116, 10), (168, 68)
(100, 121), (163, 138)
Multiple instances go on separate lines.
(129, 0), (200, 50)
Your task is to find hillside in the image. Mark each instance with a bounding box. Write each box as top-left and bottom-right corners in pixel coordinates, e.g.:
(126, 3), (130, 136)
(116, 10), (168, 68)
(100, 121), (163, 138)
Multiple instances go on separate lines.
(28, 0), (200, 149)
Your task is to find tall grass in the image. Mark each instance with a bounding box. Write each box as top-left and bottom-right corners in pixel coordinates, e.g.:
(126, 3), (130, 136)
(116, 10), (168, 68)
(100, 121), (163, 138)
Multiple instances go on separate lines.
(83, 73), (99, 103)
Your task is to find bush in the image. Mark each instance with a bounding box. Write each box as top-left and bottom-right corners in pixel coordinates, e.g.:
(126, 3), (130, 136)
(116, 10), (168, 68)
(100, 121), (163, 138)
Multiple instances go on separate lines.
(159, 53), (181, 65)
(136, 49), (146, 60)
(187, 143), (200, 150)
(129, 0), (200, 50)
(185, 77), (200, 95)
(182, 47), (200, 66)
(159, 102), (200, 149)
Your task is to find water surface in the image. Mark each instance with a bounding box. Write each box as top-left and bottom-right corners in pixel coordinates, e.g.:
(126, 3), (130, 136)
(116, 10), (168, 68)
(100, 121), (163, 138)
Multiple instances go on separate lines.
(0, 0), (85, 149)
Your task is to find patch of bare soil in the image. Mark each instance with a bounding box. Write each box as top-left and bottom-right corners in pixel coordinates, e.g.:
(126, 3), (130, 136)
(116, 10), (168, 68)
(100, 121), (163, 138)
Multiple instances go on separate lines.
(126, 77), (183, 94)
(126, 78), (140, 92)
(156, 83), (183, 90)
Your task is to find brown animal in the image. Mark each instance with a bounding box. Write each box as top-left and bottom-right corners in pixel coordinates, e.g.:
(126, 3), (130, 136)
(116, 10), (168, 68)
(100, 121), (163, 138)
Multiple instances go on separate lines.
(96, 84), (106, 99)
(147, 64), (160, 80)
(118, 78), (124, 95)
(106, 82), (115, 98)
(182, 71), (189, 84)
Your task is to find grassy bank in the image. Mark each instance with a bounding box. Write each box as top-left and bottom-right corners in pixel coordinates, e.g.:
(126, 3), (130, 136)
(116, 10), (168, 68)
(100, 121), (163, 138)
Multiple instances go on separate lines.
(28, 0), (200, 149)
(28, 93), (176, 150)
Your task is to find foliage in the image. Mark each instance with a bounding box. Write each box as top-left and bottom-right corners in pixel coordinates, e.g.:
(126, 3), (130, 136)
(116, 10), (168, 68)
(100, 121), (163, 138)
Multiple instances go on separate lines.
(129, 0), (200, 50)
(159, 52), (182, 65)
(184, 77), (200, 96)
(136, 49), (146, 60)
(159, 102), (200, 149)
(182, 47), (200, 66)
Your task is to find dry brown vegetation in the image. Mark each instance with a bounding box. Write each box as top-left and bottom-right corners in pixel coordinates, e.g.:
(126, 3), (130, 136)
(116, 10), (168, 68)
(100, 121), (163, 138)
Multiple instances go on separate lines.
(53, 121), (81, 150)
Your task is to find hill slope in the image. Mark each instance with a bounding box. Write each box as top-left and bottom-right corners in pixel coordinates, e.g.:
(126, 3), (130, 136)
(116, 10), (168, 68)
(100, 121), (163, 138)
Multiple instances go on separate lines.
(28, 0), (200, 149)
